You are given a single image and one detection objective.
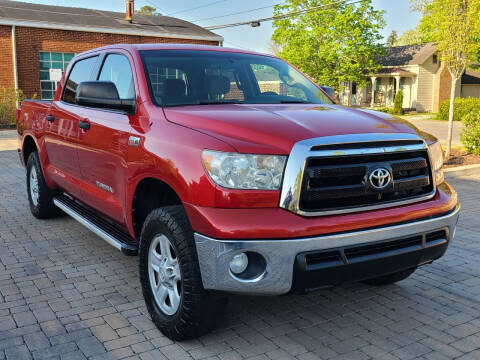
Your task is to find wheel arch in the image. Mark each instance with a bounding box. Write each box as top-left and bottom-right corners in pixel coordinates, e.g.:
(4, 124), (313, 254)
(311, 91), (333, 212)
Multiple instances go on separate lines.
(22, 134), (38, 166)
(131, 177), (183, 239)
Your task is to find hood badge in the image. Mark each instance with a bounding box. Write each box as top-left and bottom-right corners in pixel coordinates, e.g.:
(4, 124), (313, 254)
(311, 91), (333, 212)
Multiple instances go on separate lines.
(369, 168), (391, 189)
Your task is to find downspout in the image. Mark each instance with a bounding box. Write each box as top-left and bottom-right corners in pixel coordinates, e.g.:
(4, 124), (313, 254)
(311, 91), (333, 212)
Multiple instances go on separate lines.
(11, 25), (19, 106)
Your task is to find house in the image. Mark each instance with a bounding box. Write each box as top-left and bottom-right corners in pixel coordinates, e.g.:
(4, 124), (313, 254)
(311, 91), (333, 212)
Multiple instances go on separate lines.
(0, 0), (223, 99)
(341, 43), (480, 112)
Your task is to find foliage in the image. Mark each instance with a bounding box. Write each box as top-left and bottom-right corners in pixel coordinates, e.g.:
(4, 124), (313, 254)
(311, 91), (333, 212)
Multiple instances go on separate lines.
(135, 5), (161, 16)
(429, 0), (480, 156)
(393, 90), (403, 114)
(386, 30), (398, 47)
(375, 106), (395, 115)
(437, 97), (480, 122)
(461, 112), (480, 155)
(430, 0), (480, 81)
(394, 26), (433, 46)
(0, 88), (27, 126)
(271, 0), (385, 89)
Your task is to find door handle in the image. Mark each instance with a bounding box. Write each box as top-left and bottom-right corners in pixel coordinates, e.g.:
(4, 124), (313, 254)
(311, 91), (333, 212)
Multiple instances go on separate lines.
(46, 114), (55, 122)
(78, 120), (90, 130)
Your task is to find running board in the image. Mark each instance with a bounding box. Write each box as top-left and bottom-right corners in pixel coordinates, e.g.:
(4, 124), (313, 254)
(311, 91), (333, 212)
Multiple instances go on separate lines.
(53, 196), (138, 256)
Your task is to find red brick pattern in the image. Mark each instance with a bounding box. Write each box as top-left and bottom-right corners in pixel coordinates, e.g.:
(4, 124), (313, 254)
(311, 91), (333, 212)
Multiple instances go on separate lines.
(1, 26), (217, 98)
(0, 25), (14, 88)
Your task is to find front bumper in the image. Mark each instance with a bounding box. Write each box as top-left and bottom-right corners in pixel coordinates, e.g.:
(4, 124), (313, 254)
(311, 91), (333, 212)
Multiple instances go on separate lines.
(194, 204), (460, 295)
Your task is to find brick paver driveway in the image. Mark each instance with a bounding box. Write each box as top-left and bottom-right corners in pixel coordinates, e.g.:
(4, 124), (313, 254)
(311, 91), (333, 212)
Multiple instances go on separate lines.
(1, 148), (479, 360)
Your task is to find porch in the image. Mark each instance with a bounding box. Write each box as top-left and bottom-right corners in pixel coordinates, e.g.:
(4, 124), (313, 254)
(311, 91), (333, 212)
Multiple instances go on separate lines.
(347, 68), (416, 109)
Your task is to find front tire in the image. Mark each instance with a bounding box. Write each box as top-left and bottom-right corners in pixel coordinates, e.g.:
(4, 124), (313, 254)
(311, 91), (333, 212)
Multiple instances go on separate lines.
(139, 206), (227, 340)
(26, 152), (60, 219)
(362, 268), (416, 286)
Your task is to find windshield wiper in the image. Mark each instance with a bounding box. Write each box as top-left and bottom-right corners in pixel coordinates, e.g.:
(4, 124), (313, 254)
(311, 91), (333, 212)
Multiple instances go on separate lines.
(280, 100), (311, 104)
(198, 100), (241, 105)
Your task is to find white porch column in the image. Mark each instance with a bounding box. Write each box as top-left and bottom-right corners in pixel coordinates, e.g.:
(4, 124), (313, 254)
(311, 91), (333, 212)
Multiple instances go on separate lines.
(394, 75), (401, 96)
(370, 76), (377, 108)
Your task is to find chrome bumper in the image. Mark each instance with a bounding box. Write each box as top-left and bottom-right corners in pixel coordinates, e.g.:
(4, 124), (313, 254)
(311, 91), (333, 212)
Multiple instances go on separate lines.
(194, 205), (460, 295)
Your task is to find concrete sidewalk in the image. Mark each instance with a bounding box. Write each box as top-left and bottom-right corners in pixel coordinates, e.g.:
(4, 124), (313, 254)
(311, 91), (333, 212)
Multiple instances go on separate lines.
(0, 130), (17, 151)
(400, 115), (463, 148)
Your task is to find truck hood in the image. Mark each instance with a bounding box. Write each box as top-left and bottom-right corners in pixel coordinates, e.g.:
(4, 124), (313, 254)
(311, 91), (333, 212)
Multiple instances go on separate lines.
(163, 104), (425, 154)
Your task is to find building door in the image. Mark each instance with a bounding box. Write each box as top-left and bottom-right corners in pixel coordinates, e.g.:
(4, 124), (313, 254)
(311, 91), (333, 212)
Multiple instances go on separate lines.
(43, 55), (99, 198)
(75, 52), (136, 225)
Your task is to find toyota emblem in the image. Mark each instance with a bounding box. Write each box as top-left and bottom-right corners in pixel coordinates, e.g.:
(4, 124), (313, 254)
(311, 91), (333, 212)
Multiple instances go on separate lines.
(369, 168), (391, 189)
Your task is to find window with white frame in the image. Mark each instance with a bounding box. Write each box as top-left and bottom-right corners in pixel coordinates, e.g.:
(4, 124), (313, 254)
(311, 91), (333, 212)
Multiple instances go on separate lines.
(39, 52), (75, 100)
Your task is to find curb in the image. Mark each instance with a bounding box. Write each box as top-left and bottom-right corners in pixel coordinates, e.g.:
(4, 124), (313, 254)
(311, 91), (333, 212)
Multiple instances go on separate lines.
(444, 164), (480, 173)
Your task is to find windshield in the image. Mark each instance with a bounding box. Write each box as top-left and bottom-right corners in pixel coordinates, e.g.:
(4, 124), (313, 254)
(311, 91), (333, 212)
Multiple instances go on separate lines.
(140, 50), (332, 107)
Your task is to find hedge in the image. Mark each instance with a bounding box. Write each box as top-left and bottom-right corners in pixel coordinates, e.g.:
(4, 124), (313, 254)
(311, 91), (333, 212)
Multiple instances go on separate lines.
(437, 97), (480, 121)
(461, 112), (480, 155)
(0, 88), (27, 126)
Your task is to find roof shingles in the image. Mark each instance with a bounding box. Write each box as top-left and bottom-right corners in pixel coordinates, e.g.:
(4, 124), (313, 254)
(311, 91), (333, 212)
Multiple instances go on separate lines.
(379, 43), (437, 66)
(0, 0), (222, 42)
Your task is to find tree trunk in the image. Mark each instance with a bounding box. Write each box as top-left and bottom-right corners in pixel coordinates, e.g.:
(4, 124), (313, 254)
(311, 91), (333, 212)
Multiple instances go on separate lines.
(346, 81), (352, 107)
(445, 76), (458, 158)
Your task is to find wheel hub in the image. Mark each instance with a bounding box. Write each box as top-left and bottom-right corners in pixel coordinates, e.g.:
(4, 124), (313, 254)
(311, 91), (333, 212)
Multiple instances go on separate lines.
(148, 235), (182, 315)
(29, 167), (39, 206)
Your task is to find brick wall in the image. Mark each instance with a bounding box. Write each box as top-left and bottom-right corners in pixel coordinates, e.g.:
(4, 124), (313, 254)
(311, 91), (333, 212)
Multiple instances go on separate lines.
(5, 26), (217, 98)
(0, 25), (14, 88)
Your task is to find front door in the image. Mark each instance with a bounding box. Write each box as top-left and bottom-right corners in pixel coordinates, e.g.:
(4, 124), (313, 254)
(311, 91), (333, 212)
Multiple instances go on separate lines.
(75, 52), (137, 225)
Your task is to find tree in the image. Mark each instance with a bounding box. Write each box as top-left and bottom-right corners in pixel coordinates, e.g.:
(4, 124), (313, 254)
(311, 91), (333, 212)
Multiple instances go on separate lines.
(394, 29), (422, 45)
(135, 5), (161, 16)
(386, 30), (398, 47)
(429, 0), (480, 157)
(393, 89), (403, 114)
(394, 1), (435, 45)
(272, 0), (385, 103)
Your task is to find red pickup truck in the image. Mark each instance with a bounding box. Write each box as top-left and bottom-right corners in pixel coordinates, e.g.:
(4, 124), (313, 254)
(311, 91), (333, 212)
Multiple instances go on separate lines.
(17, 44), (459, 340)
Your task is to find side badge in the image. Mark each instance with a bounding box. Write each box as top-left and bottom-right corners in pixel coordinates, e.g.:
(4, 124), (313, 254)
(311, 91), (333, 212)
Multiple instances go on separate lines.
(96, 181), (114, 194)
(129, 136), (140, 147)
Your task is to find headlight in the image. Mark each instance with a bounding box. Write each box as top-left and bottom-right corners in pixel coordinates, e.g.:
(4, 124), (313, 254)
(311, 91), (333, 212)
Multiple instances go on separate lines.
(428, 141), (444, 185)
(201, 150), (287, 190)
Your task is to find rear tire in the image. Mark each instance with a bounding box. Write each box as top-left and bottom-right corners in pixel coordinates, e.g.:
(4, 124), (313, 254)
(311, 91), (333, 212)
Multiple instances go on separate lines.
(139, 205), (227, 340)
(362, 268), (416, 286)
(26, 152), (60, 219)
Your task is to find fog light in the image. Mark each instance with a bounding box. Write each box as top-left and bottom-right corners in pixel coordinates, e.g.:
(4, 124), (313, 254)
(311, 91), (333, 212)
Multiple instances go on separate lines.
(229, 253), (248, 274)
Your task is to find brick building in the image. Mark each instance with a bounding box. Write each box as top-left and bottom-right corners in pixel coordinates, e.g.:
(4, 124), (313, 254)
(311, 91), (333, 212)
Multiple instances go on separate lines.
(0, 0), (223, 99)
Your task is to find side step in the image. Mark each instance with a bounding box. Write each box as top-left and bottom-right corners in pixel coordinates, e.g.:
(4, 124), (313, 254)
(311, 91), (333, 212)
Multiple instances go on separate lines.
(53, 195), (138, 256)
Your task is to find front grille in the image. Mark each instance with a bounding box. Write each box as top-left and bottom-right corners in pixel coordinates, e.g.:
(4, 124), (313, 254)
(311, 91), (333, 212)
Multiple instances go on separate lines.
(300, 150), (434, 212)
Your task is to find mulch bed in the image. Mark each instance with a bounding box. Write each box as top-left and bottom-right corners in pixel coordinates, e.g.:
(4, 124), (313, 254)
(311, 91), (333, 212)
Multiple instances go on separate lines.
(444, 148), (480, 168)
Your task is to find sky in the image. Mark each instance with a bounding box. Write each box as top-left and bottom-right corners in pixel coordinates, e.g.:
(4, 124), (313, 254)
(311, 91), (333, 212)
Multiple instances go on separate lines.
(11, 0), (422, 53)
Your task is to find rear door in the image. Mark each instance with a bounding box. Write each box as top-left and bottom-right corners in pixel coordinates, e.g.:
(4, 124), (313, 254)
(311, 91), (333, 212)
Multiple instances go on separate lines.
(75, 51), (137, 224)
(44, 55), (99, 198)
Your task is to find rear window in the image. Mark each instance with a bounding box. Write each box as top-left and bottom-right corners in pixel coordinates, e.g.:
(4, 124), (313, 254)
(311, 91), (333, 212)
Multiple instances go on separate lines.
(62, 56), (99, 104)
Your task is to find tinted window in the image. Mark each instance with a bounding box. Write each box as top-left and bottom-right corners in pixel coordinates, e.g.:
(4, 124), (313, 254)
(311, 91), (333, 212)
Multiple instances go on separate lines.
(98, 54), (135, 99)
(62, 56), (98, 104)
(140, 50), (332, 107)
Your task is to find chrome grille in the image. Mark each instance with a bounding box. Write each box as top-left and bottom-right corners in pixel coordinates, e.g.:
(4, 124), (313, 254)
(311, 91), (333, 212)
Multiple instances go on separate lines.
(279, 133), (437, 216)
(300, 150), (433, 212)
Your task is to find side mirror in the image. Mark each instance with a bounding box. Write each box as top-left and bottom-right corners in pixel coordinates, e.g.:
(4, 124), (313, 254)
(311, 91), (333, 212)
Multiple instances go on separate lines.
(75, 81), (136, 114)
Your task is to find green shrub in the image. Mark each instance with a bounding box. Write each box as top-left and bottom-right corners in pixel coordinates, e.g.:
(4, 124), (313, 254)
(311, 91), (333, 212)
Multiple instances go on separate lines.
(0, 87), (27, 126)
(393, 90), (403, 114)
(461, 112), (480, 155)
(437, 97), (480, 121)
(375, 106), (395, 114)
